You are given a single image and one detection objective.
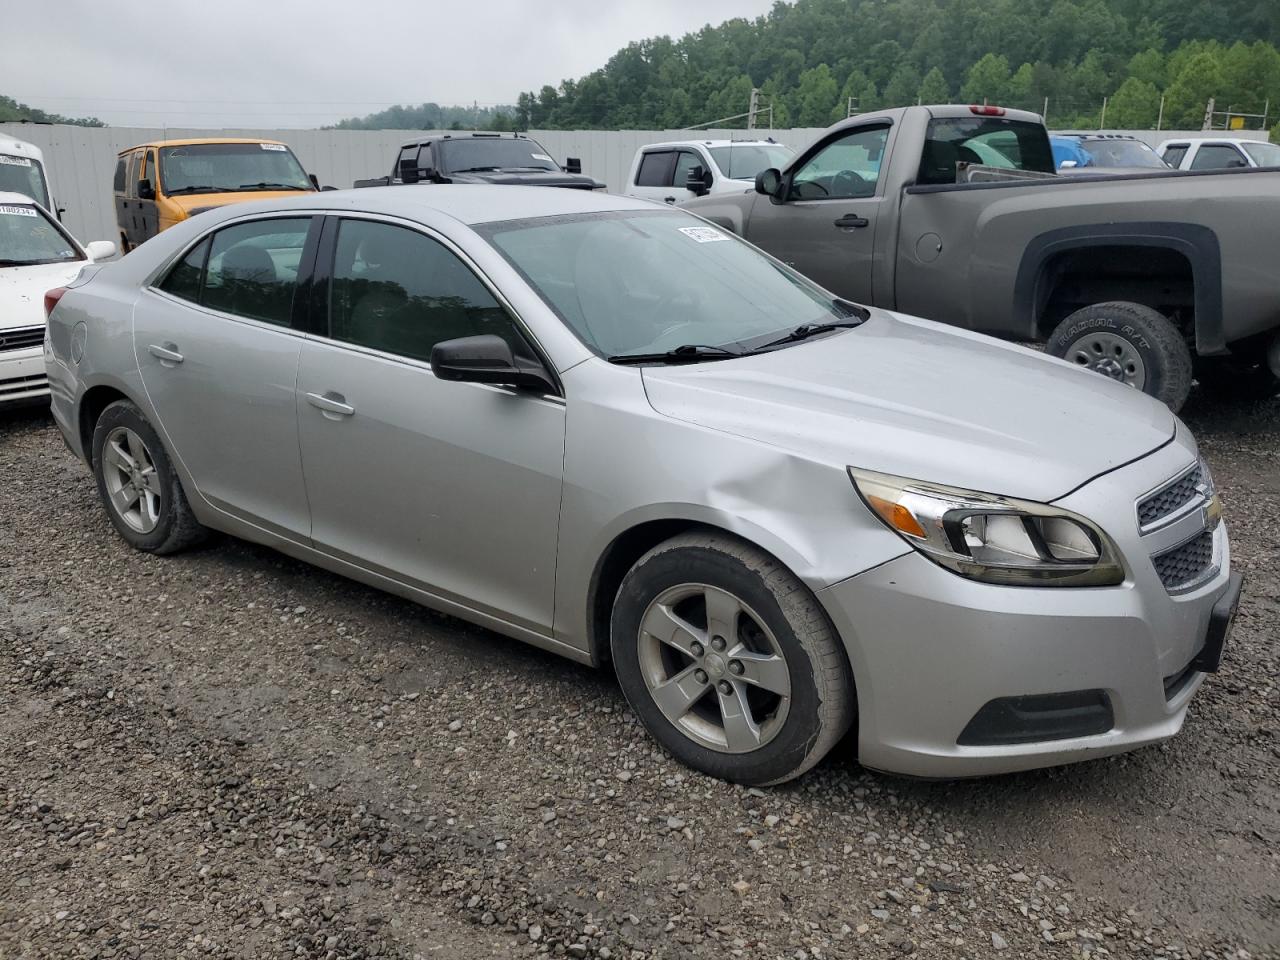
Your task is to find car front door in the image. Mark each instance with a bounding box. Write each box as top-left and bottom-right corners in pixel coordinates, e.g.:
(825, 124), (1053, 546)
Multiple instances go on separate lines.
(138, 149), (160, 241)
(744, 124), (890, 304)
(295, 215), (565, 634)
(133, 215), (317, 539)
(672, 149), (706, 202)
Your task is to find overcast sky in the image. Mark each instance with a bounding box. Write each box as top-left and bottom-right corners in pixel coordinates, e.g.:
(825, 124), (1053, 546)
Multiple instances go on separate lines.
(7, 0), (779, 128)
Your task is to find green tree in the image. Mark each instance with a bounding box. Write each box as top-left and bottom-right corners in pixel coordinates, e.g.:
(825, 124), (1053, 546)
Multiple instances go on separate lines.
(794, 63), (840, 125)
(882, 64), (923, 107)
(1164, 51), (1227, 127)
(918, 67), (951, 104)
(0, 95), (103, 126)
(960, 53), (1011, 104)
(1107, 77), (1161, 126)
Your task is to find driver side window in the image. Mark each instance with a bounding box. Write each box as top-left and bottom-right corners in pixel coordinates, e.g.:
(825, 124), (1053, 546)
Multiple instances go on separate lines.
(788, 126), (889, 201)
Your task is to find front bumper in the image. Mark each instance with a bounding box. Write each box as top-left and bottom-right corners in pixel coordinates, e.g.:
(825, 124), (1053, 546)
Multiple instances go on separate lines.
(819, 430), (1234, 778)
(0, 345), (49, 404)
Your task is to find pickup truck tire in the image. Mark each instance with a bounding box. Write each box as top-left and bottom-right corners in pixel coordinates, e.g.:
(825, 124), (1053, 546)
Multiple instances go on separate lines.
(1047, 302), (1192, 411)
(610, 532), (853, 786)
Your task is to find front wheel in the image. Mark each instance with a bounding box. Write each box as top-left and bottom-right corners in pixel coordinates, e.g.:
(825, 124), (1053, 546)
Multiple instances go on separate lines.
(1046, 301), (1192, 411)
(610, 532), (853, 785)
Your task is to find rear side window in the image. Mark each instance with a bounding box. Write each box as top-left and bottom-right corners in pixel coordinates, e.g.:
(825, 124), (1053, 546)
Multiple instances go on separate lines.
(328, 218), (522, 363)
(917, 118), (1055, 185)
(158, 238), (210, 302)
(1162, 145), (1188, 168)
(201, 218), (312, 325)
(1189, 144), (1248, 170)
(113, 158), (127, 193)
(636, 151), (674, 187)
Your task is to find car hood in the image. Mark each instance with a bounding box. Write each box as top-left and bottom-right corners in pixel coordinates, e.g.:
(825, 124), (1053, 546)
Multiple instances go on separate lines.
(167, 190), (316, 217)
(446, 170), (602, 190)
(0, 260), (88, 331)
(640, 310), (1176, 503)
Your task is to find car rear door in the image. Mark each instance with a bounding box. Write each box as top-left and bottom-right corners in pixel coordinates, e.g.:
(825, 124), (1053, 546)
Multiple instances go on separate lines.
(294, 214), (565, 634)
(631, 150), (677, 203)
(133, 214), (318, 539)
(744, 124), (890, 303)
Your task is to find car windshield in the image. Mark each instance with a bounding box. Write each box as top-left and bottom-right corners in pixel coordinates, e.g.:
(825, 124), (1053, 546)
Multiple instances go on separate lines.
(159, 143), (312, 195)
(0, 201), (80, 266)
(918, 118), (1056, 184)
(708, 144), (795, 180)
(481, 210), (849, 359)
(1080, 139), (1168, 168)
(1243, 141), (1280, 167)
(0, 154), (51, 209)
(442, 138), (559, 173)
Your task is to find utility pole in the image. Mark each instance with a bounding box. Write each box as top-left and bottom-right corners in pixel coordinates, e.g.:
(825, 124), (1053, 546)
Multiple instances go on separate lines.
(1099, 96), (1108, 130)
(747, 88), (760, 131)
(1042, 96), (1049, 122)
(1202, 97), (1215, 131)
(1156, 95), (1164, 131)
(847, 96), (859, 118)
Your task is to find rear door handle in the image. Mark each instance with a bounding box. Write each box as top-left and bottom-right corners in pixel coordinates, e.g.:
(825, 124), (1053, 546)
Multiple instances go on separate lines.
(306, 391), (355, 419)
(834, 214), (870, 230)
(147, 343), (184, 366)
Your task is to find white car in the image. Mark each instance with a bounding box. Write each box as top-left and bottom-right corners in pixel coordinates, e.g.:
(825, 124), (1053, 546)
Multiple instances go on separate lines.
(1157, 138), (1280, 171)
(1, 136), (58, 216)
(625, 139), (794, 205)
(1, 192), (115, 405)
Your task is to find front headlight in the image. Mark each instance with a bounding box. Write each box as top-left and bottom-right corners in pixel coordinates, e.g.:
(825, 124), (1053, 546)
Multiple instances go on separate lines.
(849, 467), (1124, 587)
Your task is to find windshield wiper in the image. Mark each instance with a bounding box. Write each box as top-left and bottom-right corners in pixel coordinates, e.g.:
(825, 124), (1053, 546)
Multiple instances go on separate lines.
(608, 344), (742, 365)
(238, 182), (311, 191)
(166, 185), (239, 195)
(452, 166), (502, 173)
(749, 320), (864, 352)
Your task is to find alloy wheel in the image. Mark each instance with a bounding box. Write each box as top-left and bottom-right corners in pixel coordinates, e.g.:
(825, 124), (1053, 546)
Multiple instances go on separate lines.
(637, 583), (792, 753)
(101, 426), (162, 534)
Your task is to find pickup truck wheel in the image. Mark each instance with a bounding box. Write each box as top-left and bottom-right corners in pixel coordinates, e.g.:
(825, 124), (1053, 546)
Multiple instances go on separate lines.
(1047, 302), (1192, 411)
(610, 532), (853, 786)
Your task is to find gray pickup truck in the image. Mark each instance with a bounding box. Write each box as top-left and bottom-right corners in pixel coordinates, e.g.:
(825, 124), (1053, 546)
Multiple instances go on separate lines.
(682, 104), (1280, 409)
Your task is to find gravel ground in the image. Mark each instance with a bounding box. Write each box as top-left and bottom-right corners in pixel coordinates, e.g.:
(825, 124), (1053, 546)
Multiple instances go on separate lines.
(2, 388), (1277, 960)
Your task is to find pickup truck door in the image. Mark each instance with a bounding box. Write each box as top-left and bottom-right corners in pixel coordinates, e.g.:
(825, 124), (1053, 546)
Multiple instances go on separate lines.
(744, 124), (891, 304)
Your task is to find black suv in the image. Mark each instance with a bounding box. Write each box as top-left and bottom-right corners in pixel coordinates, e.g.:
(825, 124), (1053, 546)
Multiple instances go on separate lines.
(355, 133), (601, 190)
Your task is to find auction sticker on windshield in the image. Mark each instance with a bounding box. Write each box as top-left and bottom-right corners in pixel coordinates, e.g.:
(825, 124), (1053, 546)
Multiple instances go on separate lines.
(0, 156), (32, 166)
(0, 205), (37, 217)
(260, 144), (288, 151)
(678, 226), (727, 243)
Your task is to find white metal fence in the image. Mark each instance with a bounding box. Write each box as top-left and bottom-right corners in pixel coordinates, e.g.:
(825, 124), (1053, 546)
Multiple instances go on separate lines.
(2, 122), (1268, 245)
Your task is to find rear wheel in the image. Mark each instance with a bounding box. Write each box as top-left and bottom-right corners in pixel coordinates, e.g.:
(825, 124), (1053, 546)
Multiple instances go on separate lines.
(91, 400), (206, 554)
(1046, 301), (1192, 411)
(610, 532), (853, 785)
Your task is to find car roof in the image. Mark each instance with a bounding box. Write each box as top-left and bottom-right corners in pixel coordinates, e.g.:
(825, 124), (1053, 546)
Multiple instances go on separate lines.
(118, 137), (289, 154)
(400, 132), (533, 148)
(200, 184), (661, 227)
(0, 137), (44, 162)
(638, 139), (785, 151)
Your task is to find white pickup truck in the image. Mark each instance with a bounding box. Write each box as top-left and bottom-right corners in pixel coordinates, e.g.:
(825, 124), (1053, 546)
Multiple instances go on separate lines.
(1157, 138), (1280, 171)
(625, 139), (793, 205)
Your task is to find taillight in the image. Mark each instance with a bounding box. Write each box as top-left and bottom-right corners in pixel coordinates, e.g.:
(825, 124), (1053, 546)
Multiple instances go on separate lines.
(44, 286), (68, 319)
(969, 105), (1007, 117)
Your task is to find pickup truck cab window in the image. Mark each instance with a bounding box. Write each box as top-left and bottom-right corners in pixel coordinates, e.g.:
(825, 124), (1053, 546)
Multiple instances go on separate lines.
(1189, 144), (1249, 170)
(789, 127), (888, 200)
(1243, 142), (1280, 166)
(917, 117), (1054, 185)
(636, 151), (675, 187)
(1161, 144), (1189, 168)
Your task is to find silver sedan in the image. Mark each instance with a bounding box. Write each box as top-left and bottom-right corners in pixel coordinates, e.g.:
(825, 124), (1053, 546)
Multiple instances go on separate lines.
(44, 186), (1241, 784)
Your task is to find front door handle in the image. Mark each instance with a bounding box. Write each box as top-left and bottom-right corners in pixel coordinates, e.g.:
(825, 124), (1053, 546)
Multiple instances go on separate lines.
(663, 196), (677, 204)
(306, 391), (355, 419)
(834, 214), (870, 230)
(147, 342), (184, 366)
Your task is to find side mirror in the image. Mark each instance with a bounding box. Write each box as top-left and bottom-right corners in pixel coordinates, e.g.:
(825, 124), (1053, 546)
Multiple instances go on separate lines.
(321, 185), (338, 192)
(685, 165), (713, 196)
(398, 158), (421, 184)
(754, 167), (783, 200)
(564, 157), (582, 174)
(1058, 159), (1078, 169)
(137, 180), (156, 201)
(308, 173), (320, 190)
(430, 335), (555, 393)
(85, 240), (118, 261)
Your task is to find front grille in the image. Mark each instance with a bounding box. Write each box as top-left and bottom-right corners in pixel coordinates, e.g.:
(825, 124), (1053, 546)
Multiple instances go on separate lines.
(1151, 530), (1215, 591)
(0, 373), (48, 398)
(1138, 463), (1203, 529)
(0, 325), (45, 353)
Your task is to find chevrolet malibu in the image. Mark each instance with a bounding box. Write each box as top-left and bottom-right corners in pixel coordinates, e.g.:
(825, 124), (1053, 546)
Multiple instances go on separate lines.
(44, 186), (1241, 784)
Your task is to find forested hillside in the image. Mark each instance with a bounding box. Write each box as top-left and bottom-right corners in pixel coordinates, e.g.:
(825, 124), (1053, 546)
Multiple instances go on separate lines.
(0, 95), (103, 126)
(509, 0), (1280, 131)
(330, 102), (518, 131)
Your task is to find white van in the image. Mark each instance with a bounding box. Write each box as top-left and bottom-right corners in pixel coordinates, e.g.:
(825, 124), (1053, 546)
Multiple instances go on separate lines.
(625, 139), (794, 205)
(0, 136), (58, 216)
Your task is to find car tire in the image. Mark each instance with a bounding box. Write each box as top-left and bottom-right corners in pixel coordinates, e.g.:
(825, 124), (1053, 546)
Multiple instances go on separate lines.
(610, 531), (853, 786)
(91, 400), (207, 555)
(1046, 301), (1192, 412)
